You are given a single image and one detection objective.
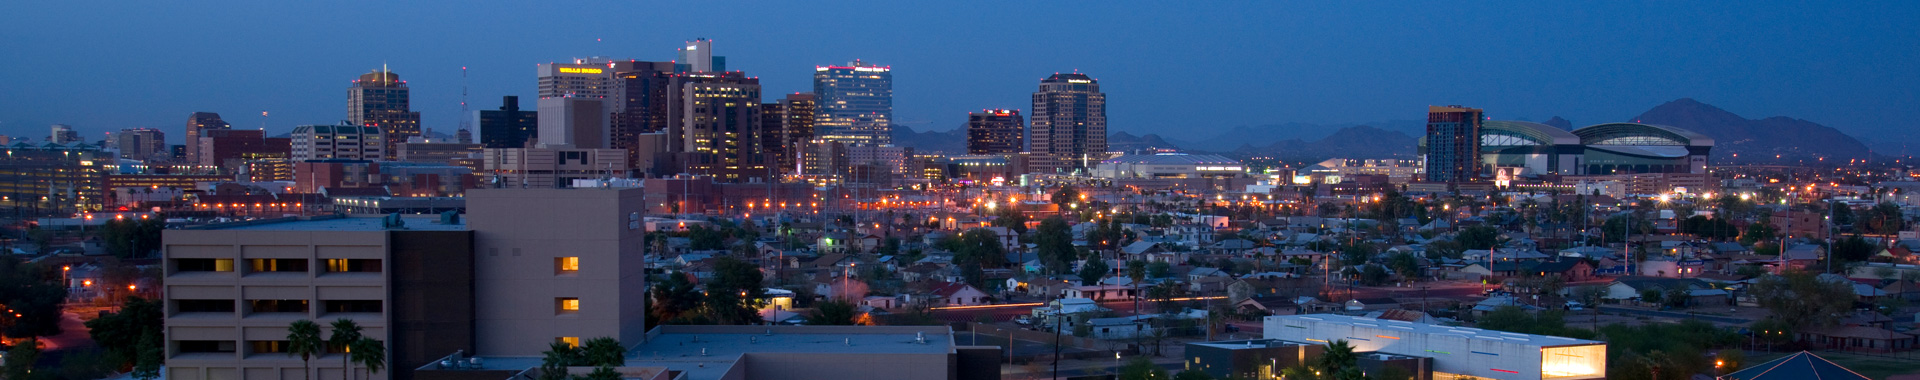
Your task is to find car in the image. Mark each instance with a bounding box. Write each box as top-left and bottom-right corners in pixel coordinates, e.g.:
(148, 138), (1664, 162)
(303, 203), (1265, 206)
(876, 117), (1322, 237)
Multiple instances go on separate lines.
(1013, 315), (1033, 326)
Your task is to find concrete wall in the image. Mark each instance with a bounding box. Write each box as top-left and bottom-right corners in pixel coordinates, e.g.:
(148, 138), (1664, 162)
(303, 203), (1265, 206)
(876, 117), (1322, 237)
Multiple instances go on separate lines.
(1264, 316), (1605, 380)
(740, 352), (952, 380)
(162, 229), (392, 380)
(388, 230), (476, 380)
(468, 188), (648, 356)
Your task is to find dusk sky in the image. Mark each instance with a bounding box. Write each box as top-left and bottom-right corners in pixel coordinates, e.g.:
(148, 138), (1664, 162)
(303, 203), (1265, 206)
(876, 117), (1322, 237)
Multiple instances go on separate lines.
(3, 1), (1915, 142)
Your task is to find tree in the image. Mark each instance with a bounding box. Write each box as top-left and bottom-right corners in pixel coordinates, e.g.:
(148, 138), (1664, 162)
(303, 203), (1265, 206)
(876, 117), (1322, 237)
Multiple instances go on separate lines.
(1386, 251), (1421, 281)
(1640, 289), (1664, 305)
(1425, 240), (1465, 260)
(85, 296), (163, 370)
(1147, 261), (1172, 279)
(1213, 257), (1239, 275)
(349, 338), (386, 380)
(708, 257), (767, 324)
(1360, 265), (1391, 286)
(1663, 287), (1691, 308)
(1602, 215), (1654, 243)
(687, 225), (727, 251)
(1750, 270), (1855, 329)
(0, 259), (67, 339)
(578, 337), (625, 367)
(1318, 340), (1358, 374)
(1052, 185), (1082, 210)
(1740, 221), (1778, 245)
(98, 216), (165, 259)
(807, 299), (859, 325)
(287, 320), (326, 378)
(990, 207), (1028, 234)
(1831, 235), (1876, 268)
(1118, 356), (1167, 380)
(329, 319), (363, 380)
(133, 331), (163, 380)
(1456, 226), (1501, 250)
(4, 338), (39, 380)
(953, 228), (1008, 268)
(1078, 256), (1111, 286)
(1863, 202), (1905, 236)
(539, 341), (584, 380)
(1034, 217), (1076, 274)
(649, 272), (704, 326)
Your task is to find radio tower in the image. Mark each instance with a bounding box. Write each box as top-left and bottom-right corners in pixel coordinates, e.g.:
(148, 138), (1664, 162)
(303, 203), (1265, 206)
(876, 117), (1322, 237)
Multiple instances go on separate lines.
(456, 66), (473, 144)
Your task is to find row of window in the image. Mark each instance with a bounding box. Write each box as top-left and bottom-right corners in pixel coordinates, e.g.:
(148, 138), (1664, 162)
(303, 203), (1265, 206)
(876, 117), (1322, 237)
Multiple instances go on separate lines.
(175, 258), (381, 274)
(175, 299), (383, 314)
(176, 339), (378, 354)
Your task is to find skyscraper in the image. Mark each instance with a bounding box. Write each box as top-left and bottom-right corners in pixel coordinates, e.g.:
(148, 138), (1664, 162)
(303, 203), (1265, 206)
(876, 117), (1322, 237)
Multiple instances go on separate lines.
(813, 60), (892, 146)
(349, 68), (422, 160)
(676, 38), (726, 73)
(1423, 105), (1485, 183)
(536, 59), (616, 149)
(478, 96), (538, 149)
(967, 109), (1024, 155)
(48, 124), (81, 144)
(114, 128), (167, 160)
(185, 112), (230, 164)
(292, 123), (386, 161)
(1030, 73), (1107, 174)
(768, 93), (816, 173)
(609, 60), (678, 166)
(665, 71), (764, 181)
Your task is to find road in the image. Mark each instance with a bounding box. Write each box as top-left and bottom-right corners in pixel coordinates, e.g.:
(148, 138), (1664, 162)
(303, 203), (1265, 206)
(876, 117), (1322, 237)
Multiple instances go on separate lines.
(1597, 306), (1752, 324)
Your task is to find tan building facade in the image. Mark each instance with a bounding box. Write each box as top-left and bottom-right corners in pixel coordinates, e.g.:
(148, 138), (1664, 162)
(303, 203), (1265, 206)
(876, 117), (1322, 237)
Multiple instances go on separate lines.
(467, 188), (649, 356)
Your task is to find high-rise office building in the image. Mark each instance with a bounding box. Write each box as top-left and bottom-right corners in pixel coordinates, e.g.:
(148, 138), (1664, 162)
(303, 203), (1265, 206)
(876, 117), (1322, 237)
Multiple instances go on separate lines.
(675, 38), (725, 73)
(349, 69), (422, 160)
(185, 112), (230, 164)
(813, 60), (892, 146)
(765, 93), (816, 173)
(114, 128), (167, 160)
(609, 60), (678, 166)
(1422, 105), (1484, 183)
(1030, 73), (1107, 174)
(664, 72), (764, 181)
(478, 96), (538, 149)
(967, 109), (1024, 155)
(292, 124), (387, 161)
(536, 59), (617, 149)
(49, 124), (81, 144)
(0, 143), (106, 212)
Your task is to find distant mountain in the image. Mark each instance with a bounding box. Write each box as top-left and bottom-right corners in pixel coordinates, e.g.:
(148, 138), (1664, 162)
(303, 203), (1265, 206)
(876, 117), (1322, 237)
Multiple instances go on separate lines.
(1108, 132), (1181, 152)
(1171, 120), (1425, 152)
(1543, 116), (1573, 130)
(888, 125), (968, 154)
(1631, 98), (1870, 161)
(1230, 125), (1417, 161)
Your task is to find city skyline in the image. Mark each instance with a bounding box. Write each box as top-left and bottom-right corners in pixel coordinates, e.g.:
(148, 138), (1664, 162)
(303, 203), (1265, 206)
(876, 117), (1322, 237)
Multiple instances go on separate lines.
(3, 2), (1916, 145)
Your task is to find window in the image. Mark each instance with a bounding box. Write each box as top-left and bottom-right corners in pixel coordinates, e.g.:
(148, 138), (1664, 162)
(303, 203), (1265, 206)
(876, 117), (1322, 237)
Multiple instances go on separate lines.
(250, 340), (290, 354)
(556, 337), (581, 348)
(249, 299), (309, 313)
(178, 340), (238, 353)
(555, 257), (580, 274)
(248, 259), (309, 273)
(176, 258), (235, 272)
(325, 259), (382, 273)
(323, 300), (383, 313)
(177, 299), (236, 313)
(556, 297), (580, 314)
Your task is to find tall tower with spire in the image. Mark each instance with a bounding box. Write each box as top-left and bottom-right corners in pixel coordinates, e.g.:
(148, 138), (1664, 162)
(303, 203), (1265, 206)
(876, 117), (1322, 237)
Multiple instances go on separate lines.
(349, 65), (422, 159)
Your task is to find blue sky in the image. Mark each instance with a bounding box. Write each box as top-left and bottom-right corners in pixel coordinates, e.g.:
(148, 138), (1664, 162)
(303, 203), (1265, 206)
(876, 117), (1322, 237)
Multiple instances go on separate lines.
(1, 1), (1915, 143)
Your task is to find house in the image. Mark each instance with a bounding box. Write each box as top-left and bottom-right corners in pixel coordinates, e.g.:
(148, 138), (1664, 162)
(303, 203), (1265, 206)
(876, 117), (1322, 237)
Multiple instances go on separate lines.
(818, 232), (853, 253)
(1343, 298), (1400, 312)
(1064, 285), (1135, 302)
(1226, 277), (1318, 304)
(1189, 276), (1232, 294)
(1212, 239), (1257, 256)
(1797, 325), (1917, 353)
(862, 295), (902, 310)
(1233, 296), (1299, 317)
(1187, 267), (1230, 283)
(900, 263), (942, 282)
(1526, 258), (1596, 282)
(929, 282), (990, 306)
(1031, 298), (1106, 328)
(1603, 276), (1710, 303)
(1087, 315), (1160, 340)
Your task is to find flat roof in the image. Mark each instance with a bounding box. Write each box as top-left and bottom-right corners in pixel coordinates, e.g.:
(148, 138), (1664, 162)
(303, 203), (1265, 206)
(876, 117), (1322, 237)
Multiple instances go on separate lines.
(1272, 314), (1603, 347)
(200, 215), (468, 231)
(449, 325), (956, 380)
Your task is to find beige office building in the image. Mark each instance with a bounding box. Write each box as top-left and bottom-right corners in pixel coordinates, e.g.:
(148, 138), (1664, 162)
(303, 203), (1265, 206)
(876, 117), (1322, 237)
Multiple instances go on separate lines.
(467, 188), (649, 356)
(480, 147), (628, 189)
(162, 216), (474, 380)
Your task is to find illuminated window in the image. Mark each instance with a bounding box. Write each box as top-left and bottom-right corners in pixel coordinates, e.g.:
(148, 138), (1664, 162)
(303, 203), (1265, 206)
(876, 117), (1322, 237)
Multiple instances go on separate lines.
(556, 257), (580, 274)
(557, 297), (580, 314)
(557, 337), (581, 348)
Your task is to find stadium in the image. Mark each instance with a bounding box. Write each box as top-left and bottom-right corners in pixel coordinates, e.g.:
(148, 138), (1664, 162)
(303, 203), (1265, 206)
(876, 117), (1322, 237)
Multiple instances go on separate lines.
(1421, 121), (1714, 178)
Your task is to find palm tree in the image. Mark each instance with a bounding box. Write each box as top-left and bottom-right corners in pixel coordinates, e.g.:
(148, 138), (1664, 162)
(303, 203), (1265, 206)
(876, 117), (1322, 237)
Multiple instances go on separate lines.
(348, 337), (385, 380)
(329, 319), (363, 380)
(580, 337), (625, 367)
(286, 320), (325, 379)
(1318, 340), (1357, 374)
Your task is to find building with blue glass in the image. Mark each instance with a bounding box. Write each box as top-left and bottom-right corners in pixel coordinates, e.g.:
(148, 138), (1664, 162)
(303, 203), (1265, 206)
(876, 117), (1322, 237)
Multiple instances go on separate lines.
(812, 60), (893, 146)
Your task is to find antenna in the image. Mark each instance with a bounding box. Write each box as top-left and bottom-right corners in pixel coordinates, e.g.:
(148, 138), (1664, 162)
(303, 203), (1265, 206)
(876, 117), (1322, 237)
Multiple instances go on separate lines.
(459, 66), (472, 144)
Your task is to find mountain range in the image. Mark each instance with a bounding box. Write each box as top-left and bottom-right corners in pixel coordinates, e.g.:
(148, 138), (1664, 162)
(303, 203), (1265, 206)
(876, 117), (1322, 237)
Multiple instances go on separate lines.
(885, 98), (1873, 163)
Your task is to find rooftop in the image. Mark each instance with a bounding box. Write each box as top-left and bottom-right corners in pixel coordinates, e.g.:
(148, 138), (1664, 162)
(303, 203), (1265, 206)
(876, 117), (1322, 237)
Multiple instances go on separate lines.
(196, 215), (468, 231)
(1272, 314), (1603, 347)
(455, 326), (956, 380)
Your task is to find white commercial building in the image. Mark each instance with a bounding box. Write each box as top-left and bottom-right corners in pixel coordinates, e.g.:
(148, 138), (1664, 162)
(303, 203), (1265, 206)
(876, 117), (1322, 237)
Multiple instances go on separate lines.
(1265, 314), (1605, 380)
(291, 124), (386, 161)
(1091, 153), (1244, 179)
